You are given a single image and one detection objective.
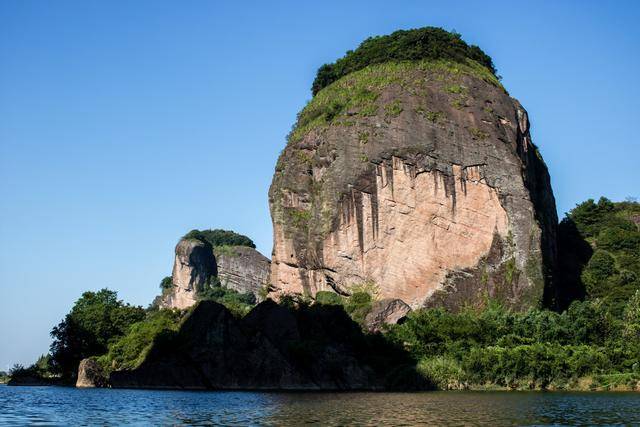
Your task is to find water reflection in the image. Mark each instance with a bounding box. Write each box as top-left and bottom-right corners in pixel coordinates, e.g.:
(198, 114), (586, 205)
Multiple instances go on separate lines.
(1, 386), (639, 426)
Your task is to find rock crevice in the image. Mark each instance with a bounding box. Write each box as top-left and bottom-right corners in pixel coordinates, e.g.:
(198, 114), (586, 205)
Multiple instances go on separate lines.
(269, 61), (557, 310)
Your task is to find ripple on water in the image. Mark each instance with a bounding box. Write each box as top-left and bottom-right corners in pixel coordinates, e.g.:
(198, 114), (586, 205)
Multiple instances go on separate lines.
(0, 386), (639, 426)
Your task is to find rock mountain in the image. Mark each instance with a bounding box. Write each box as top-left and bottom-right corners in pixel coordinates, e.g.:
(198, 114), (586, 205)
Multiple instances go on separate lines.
(269, 29), (557, 310)
(159, 233), (270, 310)
(72, 28), (563, 391)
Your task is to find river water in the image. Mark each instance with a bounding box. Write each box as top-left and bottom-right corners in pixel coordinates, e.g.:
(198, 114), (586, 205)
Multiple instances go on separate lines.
(1, 385), (639, 425)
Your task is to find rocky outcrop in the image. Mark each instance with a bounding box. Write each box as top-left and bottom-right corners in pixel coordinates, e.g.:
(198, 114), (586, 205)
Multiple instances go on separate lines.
(161, 238), (217, 309)
(269, 60), (557, 311)
(215, 246), (270, 298)
(110, 300), (419, 390)
(160, 238), (270, 309)
(76, 358), (107, 388)
(364, 299), (412, 332)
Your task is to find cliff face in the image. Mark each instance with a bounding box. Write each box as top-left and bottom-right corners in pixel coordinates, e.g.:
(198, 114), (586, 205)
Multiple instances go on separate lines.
(161, 239), (270, 309)
(162, 239), (217, 310)
(269, 60), (557, 310)
(215, 246), (270, 296)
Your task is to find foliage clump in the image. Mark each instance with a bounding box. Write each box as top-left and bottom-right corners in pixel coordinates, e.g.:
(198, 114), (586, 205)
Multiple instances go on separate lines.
(558, 197), (640, 313)
(98, 308), (183, 372)
(386, 297), (640, 389)
(314, 282), (377, 325)
(311, 27), (496, 95)
(183, 229), (255, 249)
(6, 354), (54, 383)
(49, 289), (146, 378)
(158, 276), (173, 297)
(197, 279), (257, 317)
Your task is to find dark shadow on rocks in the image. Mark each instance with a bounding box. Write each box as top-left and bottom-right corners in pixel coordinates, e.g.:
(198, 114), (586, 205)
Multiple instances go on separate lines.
(110, 299), (426, 391)
(553, 218), (592, 310)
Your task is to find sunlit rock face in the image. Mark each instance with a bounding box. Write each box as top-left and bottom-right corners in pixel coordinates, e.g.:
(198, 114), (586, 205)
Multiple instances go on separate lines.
(215, 245), (271, 298)
(269, 62), (557, 310)
(162, 239), (217, 310)
(160, 240), (270, 309)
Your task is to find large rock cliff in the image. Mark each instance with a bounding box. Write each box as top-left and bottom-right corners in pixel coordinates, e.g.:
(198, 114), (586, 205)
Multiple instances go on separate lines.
(269, 32), (557, 310)
(161, 238), (217, 310)
(160, 236), (270, 309)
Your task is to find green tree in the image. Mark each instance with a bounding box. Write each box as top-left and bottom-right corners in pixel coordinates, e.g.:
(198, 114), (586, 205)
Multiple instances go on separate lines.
(197, 282), (256, 317)
(49, 289), (145, 378)
(623, 290), (640, 344)
(99, 308), (183, 371)
(581, 250), (617, 296)
(159, 276), (172, 289)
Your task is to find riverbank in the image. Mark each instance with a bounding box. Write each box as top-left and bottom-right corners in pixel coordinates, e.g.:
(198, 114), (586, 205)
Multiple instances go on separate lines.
(465, 374), (640, 392)
(6, 374), (638, 392)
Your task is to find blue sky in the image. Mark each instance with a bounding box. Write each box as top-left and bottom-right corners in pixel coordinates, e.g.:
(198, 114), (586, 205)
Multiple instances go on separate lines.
(1, 0), (638, 369)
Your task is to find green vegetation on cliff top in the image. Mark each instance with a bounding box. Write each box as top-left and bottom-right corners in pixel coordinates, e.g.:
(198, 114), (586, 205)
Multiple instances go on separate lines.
(183, 228), (255, 249)
(289, 59), (502, 144)
(311, 27), (496, 95)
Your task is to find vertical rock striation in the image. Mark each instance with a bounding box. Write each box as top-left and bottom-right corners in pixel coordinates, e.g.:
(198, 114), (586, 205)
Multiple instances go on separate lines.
(160, 238), (270, 309)
(269, 58), (557, 310)
(161, 238), (217, 310)
(215, 246), (271, 297)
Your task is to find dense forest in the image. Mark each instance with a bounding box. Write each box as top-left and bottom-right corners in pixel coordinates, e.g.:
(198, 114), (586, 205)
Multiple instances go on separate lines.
(9, 197), (640, 390)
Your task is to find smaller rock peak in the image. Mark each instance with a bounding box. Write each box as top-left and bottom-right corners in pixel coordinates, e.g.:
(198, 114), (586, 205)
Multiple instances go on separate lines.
(158, 231), (270, 310)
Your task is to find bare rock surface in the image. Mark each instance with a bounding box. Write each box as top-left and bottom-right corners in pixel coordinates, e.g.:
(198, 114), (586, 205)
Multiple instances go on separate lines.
(161, 238), (217, 309)
(364, 299), (412, 332)
(76, 358), (107, 388)
(269, 61), (557, 311)
(215, 246), (270, 298)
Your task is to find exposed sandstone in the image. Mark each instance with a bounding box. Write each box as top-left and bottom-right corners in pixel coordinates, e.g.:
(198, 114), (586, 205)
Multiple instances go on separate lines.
(364, 298), (412, 332)
(76, 358), (107, 388)
(269, 61), (557, 311)
(161, 238), (217, 309)
(215, 245), (270, 298)
(160, 238), (271, 309)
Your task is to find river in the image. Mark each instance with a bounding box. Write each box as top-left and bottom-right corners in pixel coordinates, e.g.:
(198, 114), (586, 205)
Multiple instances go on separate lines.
(1, 385), (639, 425)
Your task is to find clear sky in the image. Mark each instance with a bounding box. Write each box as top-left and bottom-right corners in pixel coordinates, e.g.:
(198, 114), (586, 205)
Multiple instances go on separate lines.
(1, 0), (638, 369)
